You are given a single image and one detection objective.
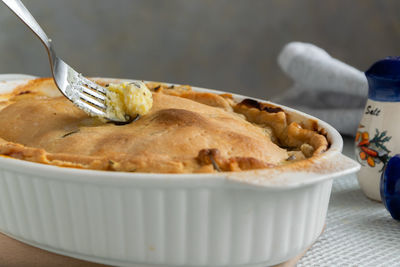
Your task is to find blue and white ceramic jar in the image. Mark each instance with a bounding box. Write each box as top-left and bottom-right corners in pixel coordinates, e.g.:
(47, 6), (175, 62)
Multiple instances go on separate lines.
(356, 57), (400, 201)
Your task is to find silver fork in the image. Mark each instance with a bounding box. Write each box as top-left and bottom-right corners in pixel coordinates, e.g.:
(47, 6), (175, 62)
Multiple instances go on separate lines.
(2, 0), (130, 122)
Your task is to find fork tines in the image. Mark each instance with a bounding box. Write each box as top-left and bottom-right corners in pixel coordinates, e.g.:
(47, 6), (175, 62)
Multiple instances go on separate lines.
(80, 76), (107, 94)
(75, 76), (108, 116)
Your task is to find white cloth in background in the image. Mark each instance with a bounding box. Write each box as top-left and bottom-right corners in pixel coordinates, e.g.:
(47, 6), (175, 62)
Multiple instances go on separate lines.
(273, 42), (368, 136)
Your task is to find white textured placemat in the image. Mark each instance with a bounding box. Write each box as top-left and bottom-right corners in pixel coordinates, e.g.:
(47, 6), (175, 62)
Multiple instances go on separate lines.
(298, 138), (400, 266)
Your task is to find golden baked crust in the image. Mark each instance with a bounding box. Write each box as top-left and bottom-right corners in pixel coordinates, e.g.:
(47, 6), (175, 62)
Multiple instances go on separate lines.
(0, 78), (328, 173)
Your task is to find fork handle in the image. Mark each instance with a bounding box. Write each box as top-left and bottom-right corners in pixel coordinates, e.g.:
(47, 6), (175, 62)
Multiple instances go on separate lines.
(2, 0), (56, 63)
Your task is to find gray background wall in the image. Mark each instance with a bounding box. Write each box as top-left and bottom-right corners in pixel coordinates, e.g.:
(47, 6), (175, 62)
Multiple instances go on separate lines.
(0, 0), (399, 99)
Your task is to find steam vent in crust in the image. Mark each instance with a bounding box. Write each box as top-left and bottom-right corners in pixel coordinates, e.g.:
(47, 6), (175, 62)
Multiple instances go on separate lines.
(0, 78), (328, 173)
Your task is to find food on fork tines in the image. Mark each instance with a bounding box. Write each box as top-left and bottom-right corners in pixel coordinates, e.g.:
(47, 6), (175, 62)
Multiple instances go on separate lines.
(105, 81), (153, 121)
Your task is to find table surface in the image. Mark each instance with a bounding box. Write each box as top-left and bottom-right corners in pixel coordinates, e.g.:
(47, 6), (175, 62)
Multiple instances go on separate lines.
(298, 137), (400, 266)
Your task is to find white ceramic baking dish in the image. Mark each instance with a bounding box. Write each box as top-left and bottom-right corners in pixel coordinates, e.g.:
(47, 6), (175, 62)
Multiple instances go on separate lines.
(0, 75), (359, 267)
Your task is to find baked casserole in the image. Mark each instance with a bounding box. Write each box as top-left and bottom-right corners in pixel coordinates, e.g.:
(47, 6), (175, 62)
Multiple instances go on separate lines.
(0, 78), (328, 173)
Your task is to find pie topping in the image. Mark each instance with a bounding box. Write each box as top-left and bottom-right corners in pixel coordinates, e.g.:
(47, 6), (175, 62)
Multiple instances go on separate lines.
(0, 78), (328, 173)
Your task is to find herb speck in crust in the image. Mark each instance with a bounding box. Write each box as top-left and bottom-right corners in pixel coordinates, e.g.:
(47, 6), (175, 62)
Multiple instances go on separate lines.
(61, 129), (80, 138)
